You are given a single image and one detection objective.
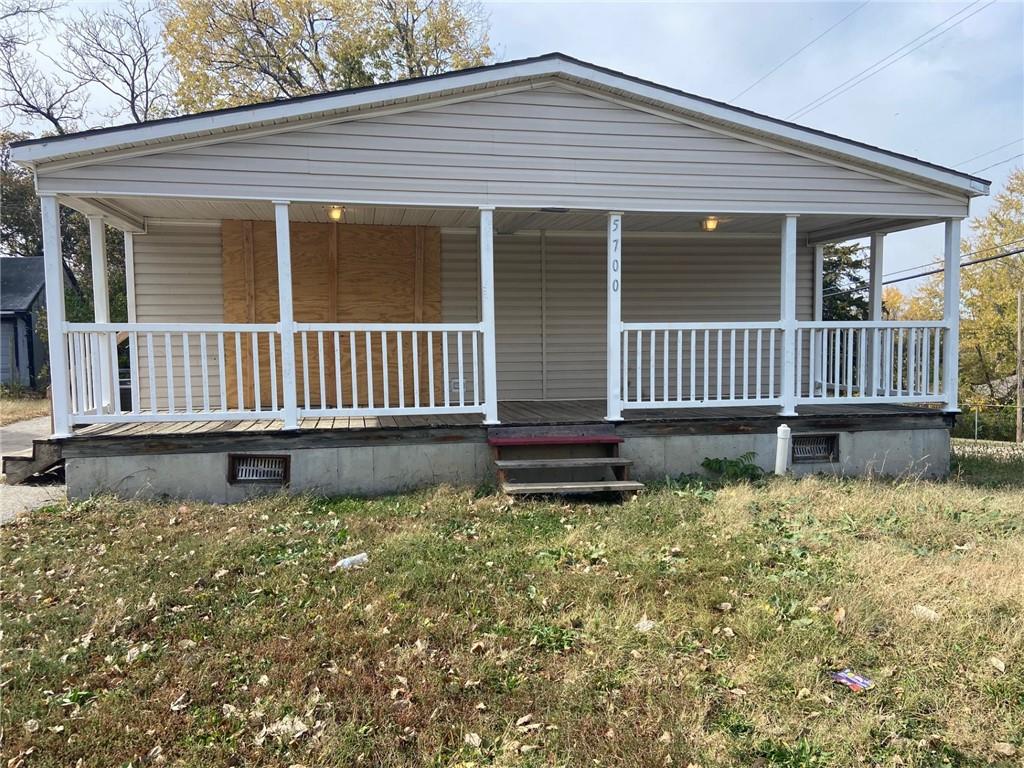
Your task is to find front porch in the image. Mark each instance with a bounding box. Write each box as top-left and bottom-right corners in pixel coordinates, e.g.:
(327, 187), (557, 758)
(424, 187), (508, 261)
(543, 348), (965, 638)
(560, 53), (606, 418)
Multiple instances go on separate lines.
(42, 203), (962, 438)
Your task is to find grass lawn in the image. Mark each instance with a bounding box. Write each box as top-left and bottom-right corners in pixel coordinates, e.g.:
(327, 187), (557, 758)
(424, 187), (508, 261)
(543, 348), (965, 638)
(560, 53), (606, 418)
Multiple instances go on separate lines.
(2, 443), (1022, 767)
(0, 392), (50, 427)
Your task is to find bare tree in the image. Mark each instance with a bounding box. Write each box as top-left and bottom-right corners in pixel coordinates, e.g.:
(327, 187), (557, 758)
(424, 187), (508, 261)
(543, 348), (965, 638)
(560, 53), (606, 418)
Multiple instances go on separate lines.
(0, 46), (84, 133)
(0, 0), (59, 53)
(60, 0), (174, 123)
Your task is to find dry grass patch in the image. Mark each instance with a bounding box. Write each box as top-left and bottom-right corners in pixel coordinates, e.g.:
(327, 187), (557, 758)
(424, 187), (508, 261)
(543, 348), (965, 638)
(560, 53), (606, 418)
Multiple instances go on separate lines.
(2, 451), (1022, 767)
(0, 392), (50, 427)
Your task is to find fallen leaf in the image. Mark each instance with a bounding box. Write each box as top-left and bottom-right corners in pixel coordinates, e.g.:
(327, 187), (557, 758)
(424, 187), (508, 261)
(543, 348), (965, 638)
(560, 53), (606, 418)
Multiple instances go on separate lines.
(23, 719), (39, 733)
(716, 602), (733, 612)
(992, 742), (1016, 757)
(464, 732), (482, 748)
(989, 657), (1006, 674)
(797, 687), (811, 700)
(516, 713), (533, 726)
(833, 606), (846, 626)
(169, 692), (189, 712)
(659, 731), (673, 744)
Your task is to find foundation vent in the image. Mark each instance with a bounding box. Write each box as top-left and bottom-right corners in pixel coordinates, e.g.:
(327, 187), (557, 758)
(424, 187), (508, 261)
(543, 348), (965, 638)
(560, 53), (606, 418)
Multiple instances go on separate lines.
(228, 454), (290, 485)
(791, 435), (838, 464)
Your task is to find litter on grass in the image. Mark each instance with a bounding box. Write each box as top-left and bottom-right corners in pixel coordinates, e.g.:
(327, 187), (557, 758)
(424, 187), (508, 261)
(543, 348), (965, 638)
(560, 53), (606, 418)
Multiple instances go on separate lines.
(330, 552), (368, 572)
(829, 669), (875, 692)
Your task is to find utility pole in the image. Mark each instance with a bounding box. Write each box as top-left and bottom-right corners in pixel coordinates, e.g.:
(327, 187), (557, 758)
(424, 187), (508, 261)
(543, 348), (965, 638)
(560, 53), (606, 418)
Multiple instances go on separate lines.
(1017, 289), (1022, 443)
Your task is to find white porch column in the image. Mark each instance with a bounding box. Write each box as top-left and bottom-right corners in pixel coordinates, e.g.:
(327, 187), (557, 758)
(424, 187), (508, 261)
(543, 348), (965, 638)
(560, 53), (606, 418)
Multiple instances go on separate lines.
(479, 206), (499, 424)
(598, 210), (622, 421)
(124, 231), (137, 322)
(87, 215), (114, 411)
(274, 200), (300, 429)
(813, 244), (824, 322)
(779, 214), (799, 416)
(812, 243), (824, 395)
(40, 194), (71, 437)
(943, 218), (962, 411)
(868, 233), (884, 320)
(88, 216), (110, 322)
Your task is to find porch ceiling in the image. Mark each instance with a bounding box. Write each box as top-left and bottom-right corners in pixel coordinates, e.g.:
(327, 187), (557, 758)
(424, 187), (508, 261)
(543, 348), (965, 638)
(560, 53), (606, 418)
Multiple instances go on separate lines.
(69, 195), (941, 244)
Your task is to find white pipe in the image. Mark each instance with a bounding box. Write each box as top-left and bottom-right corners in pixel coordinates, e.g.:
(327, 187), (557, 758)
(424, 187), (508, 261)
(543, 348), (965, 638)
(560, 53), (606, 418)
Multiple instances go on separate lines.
(775, 423), (792, 475)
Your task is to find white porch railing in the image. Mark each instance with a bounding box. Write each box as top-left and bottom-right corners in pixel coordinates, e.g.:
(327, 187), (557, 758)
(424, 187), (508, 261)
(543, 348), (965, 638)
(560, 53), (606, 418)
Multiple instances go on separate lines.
(293, 323), (487, 417)
(796, 321), (949, 405)
(620, 323), (785, 407)
(62, 321), (490, 424)
(66, 323), (283, 423)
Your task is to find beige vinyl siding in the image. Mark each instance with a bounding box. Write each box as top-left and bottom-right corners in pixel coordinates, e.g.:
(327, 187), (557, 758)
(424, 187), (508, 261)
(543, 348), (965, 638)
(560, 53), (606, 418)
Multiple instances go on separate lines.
(132, 223), (224, 409)
(38, 86), (966, 217)
(133, 223), (223, 323)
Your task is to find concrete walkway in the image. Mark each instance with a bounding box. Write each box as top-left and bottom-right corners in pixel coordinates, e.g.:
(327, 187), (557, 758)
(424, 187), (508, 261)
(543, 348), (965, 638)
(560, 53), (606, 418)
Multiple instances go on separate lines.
(0, 416), (66, 525)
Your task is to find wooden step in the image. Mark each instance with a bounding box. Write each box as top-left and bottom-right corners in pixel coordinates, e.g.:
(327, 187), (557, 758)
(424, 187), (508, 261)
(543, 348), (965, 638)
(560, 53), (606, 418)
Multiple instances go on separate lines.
(494, 457), (633, 470)
(502, 480), (645, 495)
(487, 424), (619, 445)
(488, 434), (623, 447)
(3, 441), (62, 485)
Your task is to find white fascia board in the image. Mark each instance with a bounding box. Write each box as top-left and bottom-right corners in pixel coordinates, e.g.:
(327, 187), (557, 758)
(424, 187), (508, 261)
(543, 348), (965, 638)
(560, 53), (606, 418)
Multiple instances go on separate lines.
(12, 56), (988, 199)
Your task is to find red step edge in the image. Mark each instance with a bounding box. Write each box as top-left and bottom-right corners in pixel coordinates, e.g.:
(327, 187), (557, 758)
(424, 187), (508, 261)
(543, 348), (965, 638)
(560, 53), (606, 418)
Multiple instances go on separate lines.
(488, 435), (624, 447)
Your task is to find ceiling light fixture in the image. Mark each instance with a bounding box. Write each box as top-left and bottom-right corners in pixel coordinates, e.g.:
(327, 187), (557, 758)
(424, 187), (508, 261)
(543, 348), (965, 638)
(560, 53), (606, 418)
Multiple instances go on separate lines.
(701, 216), (720, 232)
(328, 205), (345, 222)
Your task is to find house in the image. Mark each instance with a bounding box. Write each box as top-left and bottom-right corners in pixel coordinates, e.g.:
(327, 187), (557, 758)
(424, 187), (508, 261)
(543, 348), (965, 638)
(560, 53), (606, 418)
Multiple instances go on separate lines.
(1, 257), (48, 388)
(6, 54), (989, 500)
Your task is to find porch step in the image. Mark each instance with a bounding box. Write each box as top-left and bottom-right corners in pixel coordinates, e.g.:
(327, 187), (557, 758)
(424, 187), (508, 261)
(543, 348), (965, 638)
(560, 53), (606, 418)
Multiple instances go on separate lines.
(488, 424), (623, 448)
(3, 440), (63, 485)
(489, 423), (643, 497)
(489, 434), (623, 447)
(503, 480), (645, 495)
(495, 457), (633, 470)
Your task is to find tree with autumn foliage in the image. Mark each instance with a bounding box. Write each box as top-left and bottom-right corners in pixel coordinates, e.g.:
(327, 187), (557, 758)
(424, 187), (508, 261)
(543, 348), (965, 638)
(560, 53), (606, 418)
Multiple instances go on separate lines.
(162, 0), (493, 111)
(912, 169), (1024, 417)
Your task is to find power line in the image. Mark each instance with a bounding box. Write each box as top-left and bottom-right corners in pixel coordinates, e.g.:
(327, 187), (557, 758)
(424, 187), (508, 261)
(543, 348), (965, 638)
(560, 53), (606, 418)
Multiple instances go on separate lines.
(822, 246), (1024, 297)
(955, 139), (1022, 167)
(787, 0), (994, 121)
(972, 153), (1024, 175)
(881, 237), (1024, 278)
(729, 2), (871, 103)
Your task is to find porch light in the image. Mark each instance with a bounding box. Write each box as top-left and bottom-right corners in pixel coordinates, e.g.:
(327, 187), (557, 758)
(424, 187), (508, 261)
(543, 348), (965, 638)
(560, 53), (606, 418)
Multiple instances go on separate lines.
(701, 216), (719, 232)
(328, 205), (345, 222)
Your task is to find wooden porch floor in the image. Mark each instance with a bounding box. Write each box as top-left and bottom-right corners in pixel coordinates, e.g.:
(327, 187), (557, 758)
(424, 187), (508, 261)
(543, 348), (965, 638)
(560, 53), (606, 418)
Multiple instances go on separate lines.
(71, 399), (944, 439)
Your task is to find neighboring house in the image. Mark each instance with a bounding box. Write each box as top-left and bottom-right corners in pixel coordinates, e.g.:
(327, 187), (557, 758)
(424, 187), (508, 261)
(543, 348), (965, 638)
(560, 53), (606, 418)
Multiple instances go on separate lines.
(7, 54), (989, 500)
(0, 257), (47, 388)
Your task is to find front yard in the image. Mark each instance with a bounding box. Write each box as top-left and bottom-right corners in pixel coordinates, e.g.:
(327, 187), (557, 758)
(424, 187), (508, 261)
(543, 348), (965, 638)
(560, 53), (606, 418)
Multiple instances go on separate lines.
(2, 442), (1022, 767)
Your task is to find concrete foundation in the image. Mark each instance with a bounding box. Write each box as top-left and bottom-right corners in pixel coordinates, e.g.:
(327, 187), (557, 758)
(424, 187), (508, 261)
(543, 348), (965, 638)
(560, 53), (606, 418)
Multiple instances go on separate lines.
(621, 427), (951, 481)
(64, 427), (950, 502)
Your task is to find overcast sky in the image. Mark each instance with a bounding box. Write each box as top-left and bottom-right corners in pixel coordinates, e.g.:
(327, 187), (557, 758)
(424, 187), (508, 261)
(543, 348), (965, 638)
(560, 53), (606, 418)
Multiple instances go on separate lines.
(484, 0), (1023, 287)
(18, 1), (1024, 290)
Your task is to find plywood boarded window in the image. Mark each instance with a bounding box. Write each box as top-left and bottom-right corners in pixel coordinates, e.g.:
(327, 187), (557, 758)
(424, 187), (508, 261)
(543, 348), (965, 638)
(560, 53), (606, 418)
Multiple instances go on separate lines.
(222, 221), (443, 408)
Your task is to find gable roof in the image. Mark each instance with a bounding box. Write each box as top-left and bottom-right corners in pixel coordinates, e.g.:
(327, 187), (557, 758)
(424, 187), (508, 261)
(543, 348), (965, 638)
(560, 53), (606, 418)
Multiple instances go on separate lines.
(11, 53), (989, 198)
(1, 257), (45, 312)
